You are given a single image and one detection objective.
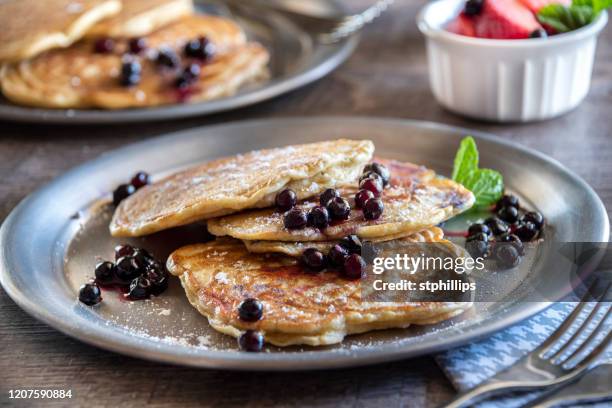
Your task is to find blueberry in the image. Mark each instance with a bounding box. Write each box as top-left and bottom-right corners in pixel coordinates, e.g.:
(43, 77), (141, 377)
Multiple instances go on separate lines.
(155, 48), (180, 68)
(78, 283), (102, 306)
(494, 245), (521, 269)
(128, 37), (147, 54)
(113, 183), (136, 206)
(174, 63), (200, 88)
(485, 217), (509, 236)
(328, 244), (349, 267)
(238, 298), (263, 322)
(340, 235), (362, 254)
(467, 232), (488, 243)
(307, 206), (329, 229)
(327, 197), (351, 221)
(466, 239), (488, 259)
(275, 189), (297, 212)
(119, 60), (141, 87)
(359, 177), (383, 198)
(497, 206), (519, 224)
(468, 223), (491, 237)
(363, 198), (384, 221)
(523, 211), (544, 229)
(355, 189), (374, 209)
(515, 221), (538, 242)
(238, 330), (264, 352)
(184, 36), (215, 61)
(131, 248), (150, 271)
(319, 188), (339, 206)
(499, 233), (525, 256)
(343, 254), (366, 280)
(530, 28), (548, 38)
(115, 256), (141, 284)
(114, 244), (135, 260)
(359, 171), (384, 186)
(464, 0), (484, 16)
(301, 248), (327, 272)
(130, 171), (150, 189)
(127, 276), (151, 300)
(94, 37), (115, 53)
(363, 163), (390, 186)
(145, 263), (169, 296)
(94, 261), (115, 284)
(283, 208), (307, 229)
(496, 194), (519, 211)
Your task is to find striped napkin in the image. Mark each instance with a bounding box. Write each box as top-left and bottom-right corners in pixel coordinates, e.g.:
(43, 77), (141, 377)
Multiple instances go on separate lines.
(435, 302), (612, 407)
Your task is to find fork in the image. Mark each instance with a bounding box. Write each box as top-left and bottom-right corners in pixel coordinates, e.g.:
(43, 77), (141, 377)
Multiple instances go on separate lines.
(219, 0), (395, 43)
(442, 280), (612, 408)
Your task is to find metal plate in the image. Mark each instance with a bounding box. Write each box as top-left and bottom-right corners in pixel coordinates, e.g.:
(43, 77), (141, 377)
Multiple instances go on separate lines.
(0, 118), (609, 370)
(0, 1), (358, 124)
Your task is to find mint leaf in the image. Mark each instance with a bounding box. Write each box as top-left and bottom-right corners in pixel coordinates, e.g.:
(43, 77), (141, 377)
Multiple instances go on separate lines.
(538, 4), (595, 32)
(452, 136), (478, 182)
(452, 136), (504, 207)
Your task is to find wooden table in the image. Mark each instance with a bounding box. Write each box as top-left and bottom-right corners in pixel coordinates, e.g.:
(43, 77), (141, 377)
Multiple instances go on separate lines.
(1, 1), (611, 406)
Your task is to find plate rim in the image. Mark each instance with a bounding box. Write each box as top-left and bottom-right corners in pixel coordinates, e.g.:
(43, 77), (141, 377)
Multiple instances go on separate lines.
(0, 1), (359, 125)
(1, 117), (609, 370)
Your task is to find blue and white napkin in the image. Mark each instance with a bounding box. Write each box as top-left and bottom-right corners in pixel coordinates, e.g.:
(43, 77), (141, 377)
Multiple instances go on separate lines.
(435, 302), (612, 407)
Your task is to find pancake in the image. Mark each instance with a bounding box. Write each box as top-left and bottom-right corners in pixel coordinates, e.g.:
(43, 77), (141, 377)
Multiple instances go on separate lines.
(167, 238), (472, 346)
(0, 0), (122, 63)
(0, 15), (269, 109)
(111, 139), (374, 237)
(207, 168), (475, 242)
(87, 0), (194, 38)
(243, 227), (445, 257)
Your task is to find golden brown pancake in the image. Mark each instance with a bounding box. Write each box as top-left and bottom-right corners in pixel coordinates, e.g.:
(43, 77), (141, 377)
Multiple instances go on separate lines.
(207, 171), (475, 242)
(87, 0), (194, 38)
(167, 238), (472, 346)
(0, 0), (121, 63)
(243, 227), (445, 257)
(111, 139), (374, 237)
(0, 15), (268, 109)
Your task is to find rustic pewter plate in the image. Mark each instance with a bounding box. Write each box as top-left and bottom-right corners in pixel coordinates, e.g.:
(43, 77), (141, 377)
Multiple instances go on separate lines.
(0, 118), (609, 370)
(0, 0), (358, 124)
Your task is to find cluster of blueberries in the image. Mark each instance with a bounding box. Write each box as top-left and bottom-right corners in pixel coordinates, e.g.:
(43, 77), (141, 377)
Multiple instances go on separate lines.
(465, 194), (545, 269)
(112, 171), (150, 206)
(235, 164), (393, 351)
(78, 243), (169, 306)
(93, 35), (215, 89)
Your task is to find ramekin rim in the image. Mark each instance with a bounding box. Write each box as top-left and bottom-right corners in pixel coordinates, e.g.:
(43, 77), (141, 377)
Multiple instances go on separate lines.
(417, 0), (608, 48)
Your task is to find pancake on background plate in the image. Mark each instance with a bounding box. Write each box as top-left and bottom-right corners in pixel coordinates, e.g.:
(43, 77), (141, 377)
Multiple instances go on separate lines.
(0, 0), (121, 63)
(167, 236), (472, 347)
(87, 0), (194, 38)
(207, 167), (475, 242)
(0, 14), (269, 109)
(111, 140), (374, 237)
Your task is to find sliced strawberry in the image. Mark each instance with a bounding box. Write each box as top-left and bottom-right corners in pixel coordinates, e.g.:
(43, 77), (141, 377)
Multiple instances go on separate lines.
(518, 0), (571, 14)
(448, 12), (477, 37)
(475, 0), (543, 39)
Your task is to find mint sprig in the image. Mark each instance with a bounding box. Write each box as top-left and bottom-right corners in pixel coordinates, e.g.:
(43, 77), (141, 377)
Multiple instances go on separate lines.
(537, 0), (611, 33)
(452, 136), (504, 208)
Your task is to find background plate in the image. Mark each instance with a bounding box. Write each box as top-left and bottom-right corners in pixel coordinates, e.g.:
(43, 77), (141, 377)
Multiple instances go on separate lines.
(0, 118), (608, 370)
(0, 1), (358, 124)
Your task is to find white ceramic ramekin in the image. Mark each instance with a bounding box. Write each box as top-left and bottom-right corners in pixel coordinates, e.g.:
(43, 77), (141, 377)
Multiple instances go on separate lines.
(417, 0), (608, 122)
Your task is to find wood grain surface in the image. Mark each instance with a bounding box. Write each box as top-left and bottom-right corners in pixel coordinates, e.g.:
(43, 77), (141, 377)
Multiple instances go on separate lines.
(1, 0), (612, 406)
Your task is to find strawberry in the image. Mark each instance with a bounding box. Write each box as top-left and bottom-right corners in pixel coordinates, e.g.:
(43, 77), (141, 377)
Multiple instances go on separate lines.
(518, 0), (571, 13)
(474, 0), (543, 39)
(448, 12), (477, 37)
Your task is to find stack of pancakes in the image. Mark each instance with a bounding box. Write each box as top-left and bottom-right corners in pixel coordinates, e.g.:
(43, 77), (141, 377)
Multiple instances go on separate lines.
(0, 0), (269, 109)
(110, 140), (476, 347)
